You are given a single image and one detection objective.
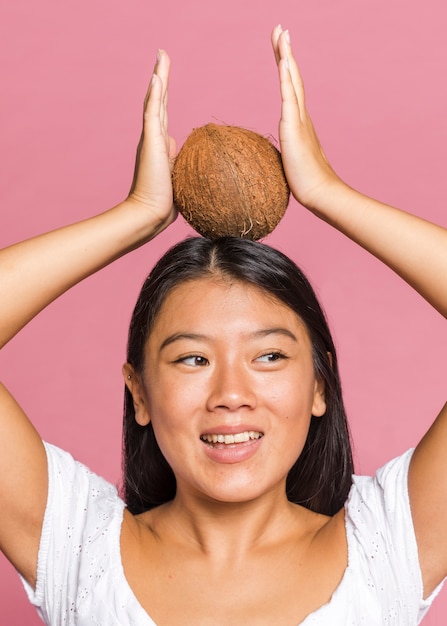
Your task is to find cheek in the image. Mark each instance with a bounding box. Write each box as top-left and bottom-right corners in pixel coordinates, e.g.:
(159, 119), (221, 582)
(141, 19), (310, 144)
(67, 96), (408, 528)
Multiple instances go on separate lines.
(146, 359), (212, 416)
(146, 406), (185, 475)
(144, 377), (201, 457)
(266, 380), (315, 460)
(268, 373), (317, 416)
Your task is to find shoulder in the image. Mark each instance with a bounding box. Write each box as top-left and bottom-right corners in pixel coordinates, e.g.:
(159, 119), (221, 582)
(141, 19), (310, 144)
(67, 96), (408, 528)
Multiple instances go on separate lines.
(22, 443), (126, 620)
(344, 449), (415, 565)
(343, 449), (442, 621)
(43, 441), (118, 495)
(41, 441), (125, 559)
(347, 449), (413, 524)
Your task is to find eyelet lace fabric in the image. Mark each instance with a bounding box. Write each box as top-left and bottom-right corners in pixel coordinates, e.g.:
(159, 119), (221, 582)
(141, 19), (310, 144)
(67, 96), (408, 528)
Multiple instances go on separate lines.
(20, 444), (444, 625)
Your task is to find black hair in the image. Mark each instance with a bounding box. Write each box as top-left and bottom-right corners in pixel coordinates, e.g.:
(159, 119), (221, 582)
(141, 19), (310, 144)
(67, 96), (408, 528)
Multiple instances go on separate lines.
(123, 236), (353, 516)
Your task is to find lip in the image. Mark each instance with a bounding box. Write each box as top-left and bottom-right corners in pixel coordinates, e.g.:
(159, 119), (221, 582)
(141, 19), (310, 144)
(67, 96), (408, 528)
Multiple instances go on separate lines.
(200, 424), (264, 437)
(200, 427), (264, 464)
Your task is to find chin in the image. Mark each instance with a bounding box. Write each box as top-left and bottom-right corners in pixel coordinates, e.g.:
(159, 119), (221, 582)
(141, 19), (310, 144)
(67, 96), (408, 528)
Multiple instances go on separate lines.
(192, 477), (287, 506)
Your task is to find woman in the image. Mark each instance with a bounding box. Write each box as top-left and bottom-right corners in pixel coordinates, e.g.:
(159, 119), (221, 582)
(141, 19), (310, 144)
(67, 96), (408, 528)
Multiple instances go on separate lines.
(0, 25), (446, 624)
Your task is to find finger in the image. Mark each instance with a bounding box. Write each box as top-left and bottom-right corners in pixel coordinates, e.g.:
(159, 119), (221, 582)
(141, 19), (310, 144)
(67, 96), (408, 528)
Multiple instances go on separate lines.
(143, 59), (157, 112)
(142, 49), (169, 109)
(277, 29), (306, 115)
(156, 50), (170, 105)
(156, 50), (170, 131)
(271, 24), (283, 65)
(278, 57), (301, 126)
(168, 136), (177, 165)
(144, 73), (163, 126)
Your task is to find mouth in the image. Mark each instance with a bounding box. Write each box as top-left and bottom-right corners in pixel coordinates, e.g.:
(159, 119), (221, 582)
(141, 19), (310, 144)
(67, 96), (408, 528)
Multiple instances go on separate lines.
(200, 431), (264, 446)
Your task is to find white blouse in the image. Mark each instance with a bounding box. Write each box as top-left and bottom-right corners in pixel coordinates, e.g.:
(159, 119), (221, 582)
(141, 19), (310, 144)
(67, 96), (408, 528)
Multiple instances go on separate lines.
(21, 443), (444, 625)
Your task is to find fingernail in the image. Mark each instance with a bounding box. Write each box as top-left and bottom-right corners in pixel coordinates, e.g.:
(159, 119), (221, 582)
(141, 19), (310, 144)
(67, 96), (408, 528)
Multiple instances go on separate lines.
(157, 49), (162, 62)
(284, 29), (291, 44)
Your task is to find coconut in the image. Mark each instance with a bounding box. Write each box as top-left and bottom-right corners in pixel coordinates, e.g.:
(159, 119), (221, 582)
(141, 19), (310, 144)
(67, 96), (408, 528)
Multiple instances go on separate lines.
(172, 123), (290, 240)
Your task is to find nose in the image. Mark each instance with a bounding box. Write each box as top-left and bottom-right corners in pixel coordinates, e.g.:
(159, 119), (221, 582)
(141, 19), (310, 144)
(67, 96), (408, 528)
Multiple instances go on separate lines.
(206, 361), (257, 412)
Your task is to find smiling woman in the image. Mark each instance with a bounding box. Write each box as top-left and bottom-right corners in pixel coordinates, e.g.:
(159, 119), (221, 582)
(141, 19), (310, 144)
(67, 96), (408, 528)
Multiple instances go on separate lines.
(0, 25), (447, 626)
(122, 236), (352, 515)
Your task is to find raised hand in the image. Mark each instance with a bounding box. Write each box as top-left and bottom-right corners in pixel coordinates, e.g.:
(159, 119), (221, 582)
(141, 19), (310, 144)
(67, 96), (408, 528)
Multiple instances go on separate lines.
(0, 48), (181, 588)
(272, 25), (447, 319)
(128, 49), (178, 231)
(0, 50), (179, 349)
(271, 25), (343, 214)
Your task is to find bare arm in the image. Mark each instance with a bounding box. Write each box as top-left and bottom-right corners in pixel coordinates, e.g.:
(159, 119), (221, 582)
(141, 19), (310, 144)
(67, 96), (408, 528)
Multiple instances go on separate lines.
(0, 50), (176, 586)
(272, 25), (447, 596)
(0, 51), (176, 348)
(272, 25), (447, 319)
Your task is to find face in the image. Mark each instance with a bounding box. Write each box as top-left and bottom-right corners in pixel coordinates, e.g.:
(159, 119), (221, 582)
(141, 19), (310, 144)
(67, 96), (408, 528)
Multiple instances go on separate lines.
(124, 277), (326, 505)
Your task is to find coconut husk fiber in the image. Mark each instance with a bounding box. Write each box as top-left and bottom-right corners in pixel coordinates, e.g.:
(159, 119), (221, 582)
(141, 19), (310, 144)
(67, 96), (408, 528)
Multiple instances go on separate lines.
(172, 123), (290, 240)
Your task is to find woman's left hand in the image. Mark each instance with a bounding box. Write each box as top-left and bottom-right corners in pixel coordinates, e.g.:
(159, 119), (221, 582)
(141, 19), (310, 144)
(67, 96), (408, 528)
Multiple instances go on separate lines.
(271, 25), (343, 215)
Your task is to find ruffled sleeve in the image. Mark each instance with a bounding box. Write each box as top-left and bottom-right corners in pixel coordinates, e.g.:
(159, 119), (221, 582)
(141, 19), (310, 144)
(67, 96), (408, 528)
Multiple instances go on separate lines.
(20, 442), (125, 625)
(345, 449), (444, 624)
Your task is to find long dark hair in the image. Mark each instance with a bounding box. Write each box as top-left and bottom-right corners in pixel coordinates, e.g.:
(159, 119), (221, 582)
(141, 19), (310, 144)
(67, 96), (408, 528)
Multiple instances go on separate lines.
(123, 237), (353, 516)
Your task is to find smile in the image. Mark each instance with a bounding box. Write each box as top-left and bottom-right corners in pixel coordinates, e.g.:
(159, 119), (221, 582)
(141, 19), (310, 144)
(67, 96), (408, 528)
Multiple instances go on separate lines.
(200, 431), (264, 445)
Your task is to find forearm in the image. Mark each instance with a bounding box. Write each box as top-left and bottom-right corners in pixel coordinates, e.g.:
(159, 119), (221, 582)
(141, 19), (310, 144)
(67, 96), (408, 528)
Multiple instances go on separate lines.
(0, 200), (165, 347)
(311, 181), (447, 317)
(273, 27), (447, 318)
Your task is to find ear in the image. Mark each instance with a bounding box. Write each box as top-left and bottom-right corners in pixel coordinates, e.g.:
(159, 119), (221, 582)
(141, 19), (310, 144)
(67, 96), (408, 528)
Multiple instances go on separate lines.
(122, 363), (151, 426)
(311, 376), (327, 417)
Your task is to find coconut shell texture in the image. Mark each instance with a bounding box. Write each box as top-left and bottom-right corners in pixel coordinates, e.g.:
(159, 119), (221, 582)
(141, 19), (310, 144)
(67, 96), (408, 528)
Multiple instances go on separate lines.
(172, 123), (290, 240)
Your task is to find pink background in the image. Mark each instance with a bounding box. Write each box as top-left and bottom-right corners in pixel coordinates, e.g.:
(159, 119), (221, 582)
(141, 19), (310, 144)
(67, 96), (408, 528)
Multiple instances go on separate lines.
(1, 0), (446, 623)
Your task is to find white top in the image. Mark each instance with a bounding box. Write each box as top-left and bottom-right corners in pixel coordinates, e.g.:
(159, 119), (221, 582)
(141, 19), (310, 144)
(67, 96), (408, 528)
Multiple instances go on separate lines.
(21, 443), (444, 625)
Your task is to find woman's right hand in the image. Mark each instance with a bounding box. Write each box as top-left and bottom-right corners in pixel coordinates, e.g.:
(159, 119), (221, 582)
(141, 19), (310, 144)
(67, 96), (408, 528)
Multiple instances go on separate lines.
(0, 50), (180, 589)
(127, 49), (178, 233)
(0, 49), (179, 351)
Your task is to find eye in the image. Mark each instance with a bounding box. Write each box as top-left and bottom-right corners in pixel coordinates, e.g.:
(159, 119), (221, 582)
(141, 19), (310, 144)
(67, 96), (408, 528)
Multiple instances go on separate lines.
(255, 351), (288, 363)
(176, 355), (209, 367)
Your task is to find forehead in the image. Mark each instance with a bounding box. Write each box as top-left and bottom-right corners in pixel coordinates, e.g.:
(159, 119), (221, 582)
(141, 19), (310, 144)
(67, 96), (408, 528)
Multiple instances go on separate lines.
(149, 276), (310, 341)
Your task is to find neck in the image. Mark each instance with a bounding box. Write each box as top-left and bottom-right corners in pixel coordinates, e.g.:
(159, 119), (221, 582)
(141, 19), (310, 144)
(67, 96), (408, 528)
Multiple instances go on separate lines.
(150, 485), (315, 563)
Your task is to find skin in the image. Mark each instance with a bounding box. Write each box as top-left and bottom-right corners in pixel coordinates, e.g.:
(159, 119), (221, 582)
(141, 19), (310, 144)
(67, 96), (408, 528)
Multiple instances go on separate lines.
(124, 277), (326, 506)
(120, 276), (341, 624)
(0, 24), (446, 624)
(271, 25), (447, 598)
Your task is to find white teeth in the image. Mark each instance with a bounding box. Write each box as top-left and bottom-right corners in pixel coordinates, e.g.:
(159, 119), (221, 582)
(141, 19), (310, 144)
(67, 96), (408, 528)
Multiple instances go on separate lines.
(234, 432), (249, 443)
(201, 431), (263, 445)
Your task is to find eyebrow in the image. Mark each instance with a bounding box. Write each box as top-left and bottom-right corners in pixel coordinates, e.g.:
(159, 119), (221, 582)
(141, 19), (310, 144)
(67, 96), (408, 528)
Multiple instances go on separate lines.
(159, 328), (298, 352)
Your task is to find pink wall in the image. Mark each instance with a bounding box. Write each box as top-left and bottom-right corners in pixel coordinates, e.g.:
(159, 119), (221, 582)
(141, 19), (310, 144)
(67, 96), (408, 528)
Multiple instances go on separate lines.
(1, 0), (446, 623)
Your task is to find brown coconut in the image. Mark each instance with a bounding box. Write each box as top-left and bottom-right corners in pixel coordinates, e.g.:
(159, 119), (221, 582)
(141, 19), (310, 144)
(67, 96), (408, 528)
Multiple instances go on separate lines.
(172, 123), (290, 240)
